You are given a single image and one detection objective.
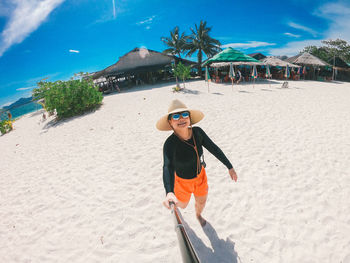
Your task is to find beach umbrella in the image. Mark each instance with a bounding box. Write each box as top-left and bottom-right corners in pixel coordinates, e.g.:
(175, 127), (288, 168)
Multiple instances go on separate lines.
(251, 65), (257, 88)
(297, 67), (302, 81)
(302, 66), (307, 79)
(266, 65), (271, 88)
(298, 67), (302, 75)
(229, 63), (235, 91)
(285, 65), (290, 80)
(265, 65), (271, 78)
(202, 47), (262, 66)
(302, 66), (307, 74)
(252, 65), (258, 79)
(205, 66), (210, 92)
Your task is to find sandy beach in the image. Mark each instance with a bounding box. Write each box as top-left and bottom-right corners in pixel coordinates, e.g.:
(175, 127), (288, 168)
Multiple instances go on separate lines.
(1, 80), (350, 263)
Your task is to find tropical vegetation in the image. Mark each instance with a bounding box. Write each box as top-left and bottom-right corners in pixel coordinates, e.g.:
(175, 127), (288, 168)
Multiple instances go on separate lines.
(0, 119), (13, 135)
(161, 26), (188, 87)
(161, 20), (221, 78)
(186, 20), (221, 77)
(161, 26), (187, 58)
(33, 78), (103, 119)
(173, 62), (191, 88)
(303, 39), (350, 63)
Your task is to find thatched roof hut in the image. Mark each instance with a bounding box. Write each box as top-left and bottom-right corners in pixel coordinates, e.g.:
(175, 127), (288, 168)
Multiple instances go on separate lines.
(260, 56), (300, 68)
(92, 48), (195, 79)
(249, 52), (266, 60)
(285, 52), (329, 66)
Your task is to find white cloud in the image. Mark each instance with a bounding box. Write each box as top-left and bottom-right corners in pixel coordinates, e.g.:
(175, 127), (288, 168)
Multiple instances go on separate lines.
(69, 49), (80, 53)
(314, 1), (350, 42)
(268, 39), (323, 56)
(16, 86), (35, 91)
(270, 1), (350, 57)
(284, 32), (301, 38)
(136, 15), (155, 25)
(112, 0), (116, 19)
(288, 21), (317, 37)
(222, 41), (276, 49)
(0, 0), (65, 57)
(0, 0), (14, 17)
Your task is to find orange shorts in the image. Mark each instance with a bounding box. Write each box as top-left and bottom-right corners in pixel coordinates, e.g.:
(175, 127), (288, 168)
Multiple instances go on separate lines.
(174, 166), (208, 203)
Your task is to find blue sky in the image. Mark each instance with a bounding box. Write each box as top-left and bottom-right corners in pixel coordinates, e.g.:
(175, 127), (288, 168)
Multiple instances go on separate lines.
(1, 0), (350, 107)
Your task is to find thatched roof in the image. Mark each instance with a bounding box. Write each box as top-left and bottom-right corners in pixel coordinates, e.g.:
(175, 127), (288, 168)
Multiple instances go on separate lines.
(285, 52), (329, 66)
(249, 52), (266, 60)
(260, 56), (301, 68)
(92, 48), (195, 79)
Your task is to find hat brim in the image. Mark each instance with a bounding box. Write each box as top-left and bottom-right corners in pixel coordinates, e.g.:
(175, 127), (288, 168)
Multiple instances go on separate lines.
(156, 109), (204, 131)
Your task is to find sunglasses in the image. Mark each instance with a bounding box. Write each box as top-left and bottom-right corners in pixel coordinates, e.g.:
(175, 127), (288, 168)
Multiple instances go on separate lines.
(169, 111), (190, 121)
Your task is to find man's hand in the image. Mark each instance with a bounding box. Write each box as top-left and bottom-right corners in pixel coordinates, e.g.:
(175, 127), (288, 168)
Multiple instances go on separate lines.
(229, 168), (238, 182)
(163, 192), (178, 209)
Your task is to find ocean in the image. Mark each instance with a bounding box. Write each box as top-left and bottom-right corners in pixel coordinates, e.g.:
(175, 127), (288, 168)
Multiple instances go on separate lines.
(0, 101), (42, 121)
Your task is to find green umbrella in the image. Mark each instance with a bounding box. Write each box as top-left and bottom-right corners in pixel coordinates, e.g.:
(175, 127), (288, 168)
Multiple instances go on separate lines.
(202, 47), (261, 66)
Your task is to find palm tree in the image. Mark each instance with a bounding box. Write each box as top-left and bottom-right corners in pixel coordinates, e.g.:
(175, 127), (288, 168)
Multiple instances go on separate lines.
(161, 26), (187, 58)
(161, 27), (188, 87)
(186, 20), (221, 77)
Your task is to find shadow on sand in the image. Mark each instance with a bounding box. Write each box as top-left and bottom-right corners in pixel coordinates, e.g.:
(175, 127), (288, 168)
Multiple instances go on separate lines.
(179, 88), (201, 95)
(184, 221), (239, 263)
(260, 88), (275, 92)
(40, 105), (102, 131)
(29, 109), (45, 117)
(219, 79), (281, 87)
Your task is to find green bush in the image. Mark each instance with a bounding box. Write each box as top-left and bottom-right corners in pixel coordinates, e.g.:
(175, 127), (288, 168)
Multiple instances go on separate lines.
(0, 119), (13, 135)
(34, 79), (103, 119)
(173, 62), (191, 88)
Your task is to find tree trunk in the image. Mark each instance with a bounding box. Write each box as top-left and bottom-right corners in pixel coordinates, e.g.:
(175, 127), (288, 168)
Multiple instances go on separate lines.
(176, 76), (180, 88)
(197, 50), (202, 78)
(174, 58), (180, 88)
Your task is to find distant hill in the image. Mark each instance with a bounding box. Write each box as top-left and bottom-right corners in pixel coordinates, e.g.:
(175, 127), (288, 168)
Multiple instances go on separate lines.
(3, 97), (33, 109)
(0, 96), (42, 120)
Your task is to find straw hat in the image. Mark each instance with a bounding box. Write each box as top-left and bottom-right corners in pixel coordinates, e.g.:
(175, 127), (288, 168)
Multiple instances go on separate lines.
(156, 99), (204, 131)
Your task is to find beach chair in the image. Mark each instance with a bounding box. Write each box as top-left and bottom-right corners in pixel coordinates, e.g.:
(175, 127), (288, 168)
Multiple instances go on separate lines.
(281, 81), (289, 88)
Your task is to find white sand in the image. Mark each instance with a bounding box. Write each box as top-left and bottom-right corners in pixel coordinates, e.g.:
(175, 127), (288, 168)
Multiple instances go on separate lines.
(1, 80), (350, 263)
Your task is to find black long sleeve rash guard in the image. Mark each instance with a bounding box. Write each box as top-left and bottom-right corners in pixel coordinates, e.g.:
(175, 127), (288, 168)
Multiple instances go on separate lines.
(162, 126), (233, 194)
